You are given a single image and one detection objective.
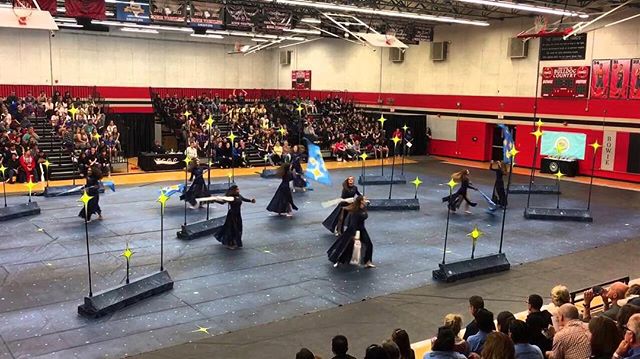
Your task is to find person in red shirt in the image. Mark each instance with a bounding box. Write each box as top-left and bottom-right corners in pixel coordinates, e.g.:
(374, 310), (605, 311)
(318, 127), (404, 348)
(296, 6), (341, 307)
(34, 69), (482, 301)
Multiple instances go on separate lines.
(18, 150), (36, 183)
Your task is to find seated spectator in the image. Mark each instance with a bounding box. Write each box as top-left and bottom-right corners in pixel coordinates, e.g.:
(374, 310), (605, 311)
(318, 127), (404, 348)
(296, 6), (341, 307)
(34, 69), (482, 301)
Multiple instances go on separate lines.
(391, 328), (416, 359)
(269, 141), (283, 166)
(465, 296), (494, 340)
(476, 332), (515, 359)
(17, 150), (36, 183)
(383, 340), (401, 359)
(546, 304), (590, 359)
(468, 308), (495, 354)
(525, 294), (552, 353)
(584, 282), (629, 321)
(618, 305), (640, 340)
(614, 313), (640, 359)
(296, 347), (319, 359)
(424, 326), (466, 359)
(365, 344), (389, 359)
(431, 314), (469, 356)
(509, 320), (543, 359)
(497, 311), (516, 334)
(589, 316), (620, 359)
(331, 335), (356, 359)
(549, 285), (571, 332)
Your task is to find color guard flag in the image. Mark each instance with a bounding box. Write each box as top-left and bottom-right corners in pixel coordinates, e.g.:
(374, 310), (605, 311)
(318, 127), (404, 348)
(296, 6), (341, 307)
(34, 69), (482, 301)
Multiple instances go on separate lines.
(102, 180), (116, 192)
(161, 183), (185, 197)
(305, 140), (332, 185)
(498, 124), (515, 164)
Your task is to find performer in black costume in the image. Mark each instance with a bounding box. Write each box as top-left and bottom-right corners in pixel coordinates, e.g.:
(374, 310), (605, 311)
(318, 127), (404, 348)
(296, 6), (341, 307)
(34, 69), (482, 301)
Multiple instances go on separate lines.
(442, 169), (477, 213)
(290, 145), (307, 192)
(266, 163), (298, 217)
(489, 160), (507, 208)
(180, 159), (210, 209)
(322, 176), (361, 235)
(212, 185), (255, 250)
(78, 166), (103, 221)
(327, 195), (375, 268)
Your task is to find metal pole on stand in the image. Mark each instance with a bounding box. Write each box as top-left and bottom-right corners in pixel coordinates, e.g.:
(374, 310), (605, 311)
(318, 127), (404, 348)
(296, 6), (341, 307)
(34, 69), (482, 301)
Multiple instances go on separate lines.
(442, 186), (453, 265)
(499, 159), (515, 254)
(526, 39), (543, 209)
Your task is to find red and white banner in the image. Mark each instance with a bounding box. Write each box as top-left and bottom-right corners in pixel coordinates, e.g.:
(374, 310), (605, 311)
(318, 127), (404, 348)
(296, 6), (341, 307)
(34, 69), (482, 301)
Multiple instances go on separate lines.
(65, 0), (106, 20)
(630, 59), (640, 100)
(609, 59), (632, 99)
(591, 59), (611, 99)
(540, 66), (590, 98)
(292, 70), (311, 90)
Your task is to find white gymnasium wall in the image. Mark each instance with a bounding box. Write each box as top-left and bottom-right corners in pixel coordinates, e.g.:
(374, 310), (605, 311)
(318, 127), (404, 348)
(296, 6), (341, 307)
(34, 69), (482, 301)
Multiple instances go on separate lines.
(275, 16), (640, 97)
(0, 28), (276, 88)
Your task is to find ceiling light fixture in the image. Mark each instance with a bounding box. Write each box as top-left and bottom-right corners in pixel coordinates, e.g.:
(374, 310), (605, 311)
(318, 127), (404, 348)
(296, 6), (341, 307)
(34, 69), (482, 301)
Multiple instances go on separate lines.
(272, 0), (490, 26)
(454, 0), (587, 18)
(121, 27), (158, 34)
(190, 33), (224, 39)
(284, 28), (321, 34)
(252, 38), (269, 42)
(92, 20), (194, 32)
(300, 17), (321, 24)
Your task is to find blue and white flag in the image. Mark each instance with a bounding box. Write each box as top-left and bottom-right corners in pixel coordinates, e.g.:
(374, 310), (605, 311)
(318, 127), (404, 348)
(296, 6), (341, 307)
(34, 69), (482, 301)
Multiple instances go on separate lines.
(498, 124), (515, 164)
(304, 141), (332, 185)
(161, 184), (185, 197)
(102, 180), (116, 192)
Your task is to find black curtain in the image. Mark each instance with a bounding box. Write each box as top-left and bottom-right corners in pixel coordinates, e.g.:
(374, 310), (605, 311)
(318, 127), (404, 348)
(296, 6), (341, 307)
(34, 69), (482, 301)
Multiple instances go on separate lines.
(368, 112), (427, 155)
(628, 133), (640, 173)
(109, 113), (155, 157)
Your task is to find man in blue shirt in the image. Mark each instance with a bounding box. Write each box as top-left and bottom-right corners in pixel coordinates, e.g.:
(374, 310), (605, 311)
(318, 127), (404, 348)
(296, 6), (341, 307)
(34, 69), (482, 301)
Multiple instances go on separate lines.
(467, 308), (494, 354)
(615, 314), (640, 359)
(510, 320), (543, 359)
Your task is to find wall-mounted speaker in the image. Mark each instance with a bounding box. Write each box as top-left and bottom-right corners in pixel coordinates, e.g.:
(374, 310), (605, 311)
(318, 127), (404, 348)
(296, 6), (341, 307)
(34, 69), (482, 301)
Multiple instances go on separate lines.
(508, 38), (529, 59)
(389, 47), (405, 63)
(279, 50), (292, 66)
(431, 42), (448, 61)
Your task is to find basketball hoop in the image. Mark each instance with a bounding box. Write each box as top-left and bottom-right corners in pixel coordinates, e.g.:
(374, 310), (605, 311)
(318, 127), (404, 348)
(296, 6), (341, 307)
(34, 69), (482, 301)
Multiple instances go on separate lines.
(13, 0), (35, 25)
(384, 30), (396, 46)
(533, 15), (548, 34)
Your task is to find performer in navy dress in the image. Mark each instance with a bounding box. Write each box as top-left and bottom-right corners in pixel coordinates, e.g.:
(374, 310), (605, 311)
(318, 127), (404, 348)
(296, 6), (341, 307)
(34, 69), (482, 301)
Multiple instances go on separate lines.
(442, 169), (477, 213)
(490, 160), (507, 208)
(213, 185), (255, 250)
(290, 145), (308, 192)
(180, 160), (210, 209)
(322, 176), (361, 235)
(327, 196), (375, 268)
(78, 166), (103, 221)
(266, 163), (298, 217)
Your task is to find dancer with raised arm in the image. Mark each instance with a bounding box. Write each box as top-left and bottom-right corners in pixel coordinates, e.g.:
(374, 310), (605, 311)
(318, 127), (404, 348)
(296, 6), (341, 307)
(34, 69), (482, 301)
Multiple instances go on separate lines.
(180, 159), (209, 209)
(322, 176), (361, 236)
(78, 166), (103, 221)
(266, 163), (298, 217)
(211, 185), (255, 250)
(490, 160), (507, 208)
(442, 169), (477, 214)
(327, 195), (375, 268)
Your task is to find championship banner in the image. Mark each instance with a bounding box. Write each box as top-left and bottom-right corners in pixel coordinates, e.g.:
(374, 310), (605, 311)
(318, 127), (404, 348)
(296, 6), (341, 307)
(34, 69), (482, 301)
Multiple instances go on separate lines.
(188, 1), (223, 28)
(412, 25), (434, 43)
(224, 5), (258, 30)
(631, 59), (640, 100)
(65, 0), (106, 20)
(116, 1), (149, 23)
(292, 70), (311, 90)
(601, 130), (616, 171)
(541, 131), (587, 160)
(541, 66), (590, 98)
(609, 59), (631, 99)
(150, 0), (186, 23)
(591, 59), (611, 99)
(262, 9), (292, 32)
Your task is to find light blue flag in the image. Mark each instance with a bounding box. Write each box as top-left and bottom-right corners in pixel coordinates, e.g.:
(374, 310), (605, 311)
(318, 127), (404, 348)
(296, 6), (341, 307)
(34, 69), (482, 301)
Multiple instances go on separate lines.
(102, 180), (116, 192)
(161, 183), (185, 197)
(498, 124), (514, 164)
(304, 141), (332, 186)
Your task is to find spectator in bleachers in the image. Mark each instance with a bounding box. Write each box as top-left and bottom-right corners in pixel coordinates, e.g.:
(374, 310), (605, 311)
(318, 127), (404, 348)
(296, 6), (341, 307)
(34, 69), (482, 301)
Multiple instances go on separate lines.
(467, 308), (495, 354)
(431, 314), (469, 356)
(425, 326), (467, 359)
(509, 320), (543, 359)
(383, 340), (401, 359)
(614, 313), (640, 359)
(330, 335), (356, 359)
(588, 316), (620, 359)
(497, 311), (516, 335)
(364, 344), (388, 359)
(391, 328), (416, 359)
(475, 332), (515, 359)
(549, 285), (571, 332)
(617, 304), (640, 339)
(584, 282), (630, 321)
(17, 149), (36, 183)
(525, 294), (553, 353)
(296, 347), (320, 359)
(464, 296), (493, 340)
(546, 303), (590, 359)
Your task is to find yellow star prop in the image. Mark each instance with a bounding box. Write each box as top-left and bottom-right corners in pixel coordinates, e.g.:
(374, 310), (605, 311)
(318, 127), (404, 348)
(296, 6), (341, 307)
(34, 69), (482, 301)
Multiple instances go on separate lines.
(467, 225), (483, 242)
(278, 127), (287, 136)
(205, 115), (214, 128)
(359, 153), (368, 161)
(402, 124), (409, 131)
(157, 191), (169, 211)
(590, 140), (601, 152)
(535, 119), (544, 128)
(183, 110), (191, 118)
(411, 177), (423, 189)
(263, 155), (269, 162)
(227, 132), (237, 143)
(296, 104), (304, 115)
(508, 146), (519, 160)
(121, 242), (134, 260)
(192, 326), (211, 335)
(92, 133), (101, 141)
(555, 143), (565, 155)
(207, 160), (214, 168)
(0, 164), (6, 177)
(25, 180), (36, 195)
(391, 136), (401, 147)
(531, 127), (543, 143)
(554, 170), (564, 180)
(43, 160), (51, 168)
(311, 167), (323, 180)
(377, 114), (386, 126)
(183, 156), (192, 167)
(68, 105), (79, 119)
(227, 172), (232, 178)
(79, 190), (93, 209)
(447, 178), (457, 190)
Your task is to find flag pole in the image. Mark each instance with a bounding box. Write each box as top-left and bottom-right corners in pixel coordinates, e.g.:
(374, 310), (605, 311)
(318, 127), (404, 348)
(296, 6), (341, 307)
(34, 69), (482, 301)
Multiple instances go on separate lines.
(442, 186), (453, 265)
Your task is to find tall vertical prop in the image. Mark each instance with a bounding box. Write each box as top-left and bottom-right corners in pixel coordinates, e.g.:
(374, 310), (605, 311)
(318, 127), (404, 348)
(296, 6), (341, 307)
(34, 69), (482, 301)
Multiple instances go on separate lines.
(122, 242), (133, 284)
(412, 177), (422, 199)
(587, 141), (601, 211)
(499, 146), (518, 253)
(206, 115), (214, 220)
(378, 114), (387, 176)
(0, 165), (6, 207)
(359, 153), (368, 195)
(43, 160), (51, 188)
(157, 191), (169, 271)
(468, 225), (482, 259)
(526, 36), (543, 202)
(401, 124), (408, 175)
(80, 190), (94, 297)
(555, 171), (564, 209)
(26, 180), (36, 203)
(387, 136), (401, 199)
(228, 131), (237, 182)
(296, 103), (304, 145)
(183, 156), (191, 227)
(442, 178), (457, 264)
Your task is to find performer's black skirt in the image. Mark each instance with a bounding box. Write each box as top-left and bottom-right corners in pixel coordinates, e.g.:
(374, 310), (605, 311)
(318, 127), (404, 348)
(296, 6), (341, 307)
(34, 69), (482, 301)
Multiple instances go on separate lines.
(327, 227), (371, 264)
(266, 182), (298, 213)
(322, 204), (350, 234)
(214, 212), (243, 247)
(78, 195), (101, 220)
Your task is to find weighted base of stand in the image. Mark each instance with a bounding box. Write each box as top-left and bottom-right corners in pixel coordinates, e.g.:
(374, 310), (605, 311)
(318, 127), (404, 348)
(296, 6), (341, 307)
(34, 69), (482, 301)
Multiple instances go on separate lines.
(42, 185), (104, 197)
(509, 184), (559, 194)
(260, 169), (278, 178)
(524, 207), (593, 222)
(0, 202), (41, 221)
(358, 174), (406, 185)
(208, 182), (235, 194)
(176, 216), (226, 240)
(432, 253), (510, 283)
(367, 198), (420, 211)
(78, 270), (173, 318)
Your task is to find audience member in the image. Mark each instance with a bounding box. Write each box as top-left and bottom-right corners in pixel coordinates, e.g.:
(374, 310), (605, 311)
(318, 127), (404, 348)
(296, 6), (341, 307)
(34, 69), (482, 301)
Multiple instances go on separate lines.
(296, 347), (320, 359)
(392, 328), (416, 359)
(617, 305), (640, 338)
(425, 327), (466, 359)
(464, 296), (493, 340)
(331, 335), (356, 359)
(431, 314), (469, 356)
(468, 308), (495, 354)
(584, 282), (630, 321)
(525, 294), (553, 353)
(614, 313), (640, 359)
(546, 303), (591, 359)
(476, 332), (515, 359)
(497, 311), (516, 334)
(364, 344), (389, 359)
(589, 316), (621, 359)
(509, 320), (543, 359)
(382, 340), (401, 359)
